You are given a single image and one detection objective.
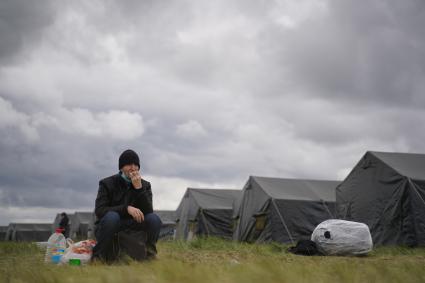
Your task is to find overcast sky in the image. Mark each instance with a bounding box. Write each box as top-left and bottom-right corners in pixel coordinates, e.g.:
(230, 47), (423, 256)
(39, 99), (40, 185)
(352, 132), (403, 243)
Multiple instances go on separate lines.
(1, 0), (425, 225)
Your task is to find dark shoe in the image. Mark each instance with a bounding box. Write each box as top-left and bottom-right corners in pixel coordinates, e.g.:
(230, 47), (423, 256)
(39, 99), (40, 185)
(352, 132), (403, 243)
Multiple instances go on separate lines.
(146, 243), (157, 260)
(146, 253), (157, 260)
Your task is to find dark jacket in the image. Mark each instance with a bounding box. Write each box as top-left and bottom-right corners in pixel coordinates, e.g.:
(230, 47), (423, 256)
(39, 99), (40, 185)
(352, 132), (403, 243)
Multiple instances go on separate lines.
(59, 215), (69, 228)
(59, 214), (70, 237)
(95, 173), (153, 222)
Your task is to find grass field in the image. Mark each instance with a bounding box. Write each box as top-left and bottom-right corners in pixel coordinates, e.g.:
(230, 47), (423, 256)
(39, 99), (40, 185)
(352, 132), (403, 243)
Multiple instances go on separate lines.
(1, 238), (425, 283)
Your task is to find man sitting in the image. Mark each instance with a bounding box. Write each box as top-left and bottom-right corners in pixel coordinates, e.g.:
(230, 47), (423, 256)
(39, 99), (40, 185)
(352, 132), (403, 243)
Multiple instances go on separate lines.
(92, 149), (162, 262)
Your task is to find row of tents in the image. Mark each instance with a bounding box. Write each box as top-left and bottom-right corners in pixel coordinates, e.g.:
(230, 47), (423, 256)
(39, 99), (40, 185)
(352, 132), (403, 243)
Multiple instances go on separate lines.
(174, 178), (337, 244)
(2, 151), (425, 246)
(173, 151), (425, 247)
(1, 210), (177, 242)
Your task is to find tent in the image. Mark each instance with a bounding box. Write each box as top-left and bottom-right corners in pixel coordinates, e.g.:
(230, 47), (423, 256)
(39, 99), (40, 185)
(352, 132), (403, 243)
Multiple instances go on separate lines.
(234, 176), (339, 244)
(175, 188), (241, 240)
(231, 189), (245, 240)
(70, 212), (95, 240)
(0, 226), (7, 241)
(87, 212), (96, 239)
(4, 223), (52, 242)
(336, 151), (425, 246)
(154, 210), (177, 240)
(4, 223), (15, 241)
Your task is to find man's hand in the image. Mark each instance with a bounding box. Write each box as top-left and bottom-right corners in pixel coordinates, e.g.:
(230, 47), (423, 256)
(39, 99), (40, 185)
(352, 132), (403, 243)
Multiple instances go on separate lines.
(129, 171), (142, 189)
(127, 206), (144, 223)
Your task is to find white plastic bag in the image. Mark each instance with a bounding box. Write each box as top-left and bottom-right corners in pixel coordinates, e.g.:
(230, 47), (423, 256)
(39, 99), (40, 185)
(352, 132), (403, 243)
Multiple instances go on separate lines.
(60, 239), (96, 265)
(311, 219), (373, 256)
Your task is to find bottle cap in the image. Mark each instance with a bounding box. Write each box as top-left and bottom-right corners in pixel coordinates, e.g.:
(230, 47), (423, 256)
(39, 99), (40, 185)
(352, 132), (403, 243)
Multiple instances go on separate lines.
(55, 228), (64, 233)
(69, 259), (81, 266)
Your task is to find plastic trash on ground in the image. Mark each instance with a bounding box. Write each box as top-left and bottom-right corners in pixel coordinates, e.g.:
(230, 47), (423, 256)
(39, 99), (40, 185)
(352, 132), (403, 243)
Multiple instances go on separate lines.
(311, 219), (373, 256)
(61, 239), (96, 265)
(45, 229), (66, 264)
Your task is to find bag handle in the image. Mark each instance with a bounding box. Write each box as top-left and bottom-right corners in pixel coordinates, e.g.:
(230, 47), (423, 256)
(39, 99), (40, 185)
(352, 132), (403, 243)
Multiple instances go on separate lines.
(66, 238), (74, 249)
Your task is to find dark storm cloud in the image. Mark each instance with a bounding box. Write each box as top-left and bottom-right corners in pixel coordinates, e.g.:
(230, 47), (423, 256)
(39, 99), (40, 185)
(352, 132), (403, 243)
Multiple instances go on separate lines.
(0, 0), (56, 64)
(1, 0), (425, 225)
(259, 0), (425, 107)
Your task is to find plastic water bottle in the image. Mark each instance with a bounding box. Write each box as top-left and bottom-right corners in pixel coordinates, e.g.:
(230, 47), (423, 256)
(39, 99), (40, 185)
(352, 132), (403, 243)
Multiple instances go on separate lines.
(45, 228), (66, 264)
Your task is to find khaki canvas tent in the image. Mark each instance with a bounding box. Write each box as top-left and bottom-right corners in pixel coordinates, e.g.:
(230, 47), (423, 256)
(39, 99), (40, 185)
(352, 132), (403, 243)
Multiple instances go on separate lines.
(336, 151), (425, 246)
(175, 188), (241, 240)
(0, 226), (7, 241)
(70, 212), (95, 239)
(233, 176), (339, 244)
(154, 210), (176, 240)
(4, 223), (52, 242)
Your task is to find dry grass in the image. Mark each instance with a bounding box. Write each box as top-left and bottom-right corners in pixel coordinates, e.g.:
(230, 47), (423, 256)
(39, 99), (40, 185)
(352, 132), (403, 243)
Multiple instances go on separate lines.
(1, 238), (425, 283)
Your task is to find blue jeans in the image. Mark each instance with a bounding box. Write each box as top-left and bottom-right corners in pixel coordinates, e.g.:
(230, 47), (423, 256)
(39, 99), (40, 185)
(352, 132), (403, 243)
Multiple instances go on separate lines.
(93, 211), (162, 261)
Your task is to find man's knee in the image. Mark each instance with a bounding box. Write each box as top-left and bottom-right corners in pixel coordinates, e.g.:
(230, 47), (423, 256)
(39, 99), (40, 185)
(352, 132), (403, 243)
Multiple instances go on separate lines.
(100, 211), (121, 230)
(144, 213), (162, 231)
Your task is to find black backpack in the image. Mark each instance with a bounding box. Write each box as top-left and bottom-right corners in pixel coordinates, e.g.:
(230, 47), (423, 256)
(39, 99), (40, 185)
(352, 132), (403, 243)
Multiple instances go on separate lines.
(115, 230), (147, 261)
(287, 240), (321, 256)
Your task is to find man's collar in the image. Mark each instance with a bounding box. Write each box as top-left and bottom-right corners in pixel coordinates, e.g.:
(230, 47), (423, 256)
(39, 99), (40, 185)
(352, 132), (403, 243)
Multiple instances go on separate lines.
(119, 171), (132, 184)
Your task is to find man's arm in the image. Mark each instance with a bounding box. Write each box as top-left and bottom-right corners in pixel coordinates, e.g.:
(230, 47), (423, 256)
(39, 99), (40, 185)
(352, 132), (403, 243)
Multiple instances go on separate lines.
(94, 180), (129, 219)
(133, 181), (153, 215)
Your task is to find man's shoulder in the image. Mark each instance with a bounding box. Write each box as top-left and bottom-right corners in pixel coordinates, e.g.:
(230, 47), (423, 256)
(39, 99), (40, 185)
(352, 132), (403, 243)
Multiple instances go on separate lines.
(141, 178), (151, 188)
(99, 174), (121, 186)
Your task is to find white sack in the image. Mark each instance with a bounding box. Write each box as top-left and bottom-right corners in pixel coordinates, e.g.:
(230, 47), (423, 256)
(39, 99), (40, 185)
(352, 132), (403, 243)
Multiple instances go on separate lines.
(311, 219), (373, 256)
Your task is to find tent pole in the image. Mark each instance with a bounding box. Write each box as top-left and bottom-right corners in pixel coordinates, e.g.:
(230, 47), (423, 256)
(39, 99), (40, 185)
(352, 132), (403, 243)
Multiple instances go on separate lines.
(321, 199), (334, 218)
(271, 199), (295, 245)
(408, 179), (425, 206)
(199, 209), (211, 236)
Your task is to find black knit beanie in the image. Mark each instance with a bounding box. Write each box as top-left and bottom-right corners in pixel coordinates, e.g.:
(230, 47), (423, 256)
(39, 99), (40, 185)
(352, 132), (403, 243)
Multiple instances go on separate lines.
(119, 149), (140, 169)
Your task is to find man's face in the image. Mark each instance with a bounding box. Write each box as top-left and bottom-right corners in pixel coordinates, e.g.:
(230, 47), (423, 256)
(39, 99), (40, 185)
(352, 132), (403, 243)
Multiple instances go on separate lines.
(121, 163), (140, 178)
